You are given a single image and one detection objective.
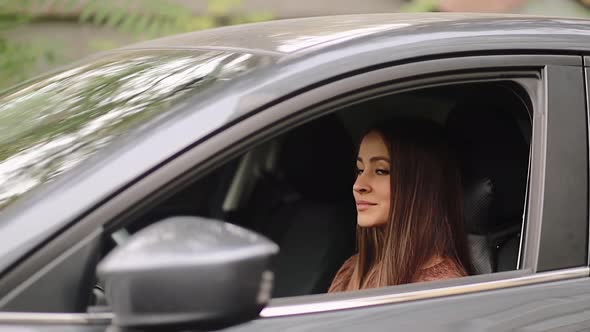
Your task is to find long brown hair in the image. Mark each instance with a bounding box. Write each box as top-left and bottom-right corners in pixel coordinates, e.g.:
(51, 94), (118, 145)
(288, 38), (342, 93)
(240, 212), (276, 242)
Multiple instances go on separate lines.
(350, 117), (473, 289)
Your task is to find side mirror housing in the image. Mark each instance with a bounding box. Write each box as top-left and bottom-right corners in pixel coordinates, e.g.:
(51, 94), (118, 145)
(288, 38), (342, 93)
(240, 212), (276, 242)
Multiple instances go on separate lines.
(97, 216), (278, 330)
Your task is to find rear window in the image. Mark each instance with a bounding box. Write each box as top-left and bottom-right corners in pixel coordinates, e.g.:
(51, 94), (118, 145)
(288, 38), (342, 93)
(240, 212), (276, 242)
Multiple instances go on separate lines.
(0, 50), (264, 210)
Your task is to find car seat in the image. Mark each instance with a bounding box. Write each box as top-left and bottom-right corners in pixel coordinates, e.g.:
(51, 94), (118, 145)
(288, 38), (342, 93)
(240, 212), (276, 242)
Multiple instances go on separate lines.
(446, 93), (530, 274)
(244, 114), (357, 297)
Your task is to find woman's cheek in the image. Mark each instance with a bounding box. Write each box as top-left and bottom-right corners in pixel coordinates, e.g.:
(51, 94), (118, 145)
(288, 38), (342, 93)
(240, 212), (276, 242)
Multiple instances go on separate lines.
(378, 205), (390, 226)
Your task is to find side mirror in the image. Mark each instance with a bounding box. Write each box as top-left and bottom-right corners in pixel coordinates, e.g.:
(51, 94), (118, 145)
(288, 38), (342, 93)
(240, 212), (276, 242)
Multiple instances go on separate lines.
(97, 216), (278, 330)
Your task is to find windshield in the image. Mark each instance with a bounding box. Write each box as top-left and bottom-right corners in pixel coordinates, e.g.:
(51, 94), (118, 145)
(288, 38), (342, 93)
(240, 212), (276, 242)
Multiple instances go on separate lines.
(0, 50), (263, 210)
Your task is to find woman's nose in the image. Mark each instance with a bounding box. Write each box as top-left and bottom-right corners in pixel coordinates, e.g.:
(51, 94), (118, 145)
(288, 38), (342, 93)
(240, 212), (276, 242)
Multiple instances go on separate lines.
(353, 173), (371, 193)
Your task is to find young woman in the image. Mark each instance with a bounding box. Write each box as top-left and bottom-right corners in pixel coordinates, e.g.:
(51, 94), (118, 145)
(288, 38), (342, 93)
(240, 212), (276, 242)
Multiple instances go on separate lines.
(328, 118), (473, 292)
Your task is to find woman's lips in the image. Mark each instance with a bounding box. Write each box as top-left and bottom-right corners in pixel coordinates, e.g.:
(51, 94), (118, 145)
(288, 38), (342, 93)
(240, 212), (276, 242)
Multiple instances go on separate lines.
(356, 201), (376, 211)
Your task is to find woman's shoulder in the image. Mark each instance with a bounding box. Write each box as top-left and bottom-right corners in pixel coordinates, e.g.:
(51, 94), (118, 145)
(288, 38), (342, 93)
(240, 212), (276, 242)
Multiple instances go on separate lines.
(334, 254), (358, 277)
(414, 256), (466, 283)
(341, 254), (358, 267)
(327, 254), (358, 293)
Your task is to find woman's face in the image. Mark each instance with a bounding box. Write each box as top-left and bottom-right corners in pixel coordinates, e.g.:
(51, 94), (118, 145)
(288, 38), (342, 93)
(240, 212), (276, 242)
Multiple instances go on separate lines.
(354, 131), (391, 227)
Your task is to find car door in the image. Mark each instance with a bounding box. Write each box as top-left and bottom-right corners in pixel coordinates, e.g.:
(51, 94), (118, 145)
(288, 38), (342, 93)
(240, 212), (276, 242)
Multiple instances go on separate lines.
(210, 54), (588, 331)
(0, 52), (587, 331)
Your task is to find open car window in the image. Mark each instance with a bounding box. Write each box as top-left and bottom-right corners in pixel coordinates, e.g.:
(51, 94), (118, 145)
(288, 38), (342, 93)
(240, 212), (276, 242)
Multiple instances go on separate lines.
(107, 80), (533, 301)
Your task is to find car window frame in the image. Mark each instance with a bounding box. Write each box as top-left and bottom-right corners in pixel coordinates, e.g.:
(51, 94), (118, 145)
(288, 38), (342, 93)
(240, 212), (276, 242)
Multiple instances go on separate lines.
(581, 58), (590, 269)
(535, 64), (588, 271)
(0, 53), (587, 323)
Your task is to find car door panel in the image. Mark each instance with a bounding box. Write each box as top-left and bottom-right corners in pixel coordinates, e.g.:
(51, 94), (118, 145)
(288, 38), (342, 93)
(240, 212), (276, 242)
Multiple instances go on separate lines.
(221, 60), (589, 331)
(224, 276), (590, 332)
(0, 325), (105, 332)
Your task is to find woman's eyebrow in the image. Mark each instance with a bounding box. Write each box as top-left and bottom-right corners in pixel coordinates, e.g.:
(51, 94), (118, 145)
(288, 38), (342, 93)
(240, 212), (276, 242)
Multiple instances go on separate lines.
(357, 156), (390, 163)
(370, 156), (390, 163)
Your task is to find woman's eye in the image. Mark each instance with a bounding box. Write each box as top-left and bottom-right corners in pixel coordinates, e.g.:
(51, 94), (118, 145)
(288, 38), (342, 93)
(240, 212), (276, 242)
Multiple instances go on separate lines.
(376, 169), (389, 175)
(356, 168), (364, 175)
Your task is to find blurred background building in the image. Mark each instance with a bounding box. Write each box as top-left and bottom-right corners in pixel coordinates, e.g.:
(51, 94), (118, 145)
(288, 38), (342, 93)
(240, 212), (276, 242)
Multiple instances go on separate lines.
(1, 0), (590, 90)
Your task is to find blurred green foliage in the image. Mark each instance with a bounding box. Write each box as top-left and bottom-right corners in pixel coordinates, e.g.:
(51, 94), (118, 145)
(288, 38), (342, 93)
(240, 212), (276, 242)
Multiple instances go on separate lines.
(0, 0), (272, 90)
(401, 0), (439, 12)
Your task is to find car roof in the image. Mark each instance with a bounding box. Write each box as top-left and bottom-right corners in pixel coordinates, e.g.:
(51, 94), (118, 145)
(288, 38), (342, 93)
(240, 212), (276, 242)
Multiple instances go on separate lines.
(118, 13), (590, 57)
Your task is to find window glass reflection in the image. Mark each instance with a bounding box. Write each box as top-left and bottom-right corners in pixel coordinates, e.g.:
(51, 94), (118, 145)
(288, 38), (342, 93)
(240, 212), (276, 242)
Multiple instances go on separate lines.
(0, 50), (261, 210)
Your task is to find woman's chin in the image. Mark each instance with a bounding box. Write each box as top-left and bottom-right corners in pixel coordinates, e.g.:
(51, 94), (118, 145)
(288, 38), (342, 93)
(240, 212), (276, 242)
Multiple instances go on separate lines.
(357, 218), (384, 228)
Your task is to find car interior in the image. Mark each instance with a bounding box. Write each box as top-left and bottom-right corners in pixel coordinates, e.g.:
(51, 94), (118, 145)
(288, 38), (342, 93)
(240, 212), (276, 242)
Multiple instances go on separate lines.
(103, 80), (532, 300)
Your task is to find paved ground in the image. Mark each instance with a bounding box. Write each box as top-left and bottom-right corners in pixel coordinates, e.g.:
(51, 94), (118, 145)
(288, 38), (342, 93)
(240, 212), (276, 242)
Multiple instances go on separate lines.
(524, 0), (590, 17)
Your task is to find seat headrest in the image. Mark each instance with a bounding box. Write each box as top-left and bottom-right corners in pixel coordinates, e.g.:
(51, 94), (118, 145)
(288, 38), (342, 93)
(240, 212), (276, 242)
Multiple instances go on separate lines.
(278, 115), (354, 203)
(447, 99), (529, 235)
